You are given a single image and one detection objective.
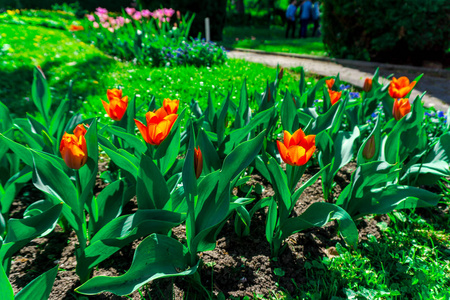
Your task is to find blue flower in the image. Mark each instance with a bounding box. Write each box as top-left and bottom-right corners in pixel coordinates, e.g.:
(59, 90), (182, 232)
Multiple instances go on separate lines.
(349, 92), (360, 99)
(437, 111), (445, 118)
(371, 112), (378, 118)
(339, 84), (351, 90)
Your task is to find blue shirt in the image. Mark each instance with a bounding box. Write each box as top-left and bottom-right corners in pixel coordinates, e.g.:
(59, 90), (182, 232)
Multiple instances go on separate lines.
(300, 0), (312, 20)
(286, 4), (297, 21)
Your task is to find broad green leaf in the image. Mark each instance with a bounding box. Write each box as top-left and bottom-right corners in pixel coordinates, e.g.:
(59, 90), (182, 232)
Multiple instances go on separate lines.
(85, 210), (184, 269)
(218, 131), (265, 196)
(265, 200), (277, 244)
(279, 202), (358, 248)
(0, 260), (13, 300)
(76, 234), (198, 296)
(235, 78), (251, 128)
(1, 166), (32, 215)
(79, 119), (98, 211)
(15, 266), (58, 300)
(0, 203), (62, 264)
(31, 67), (51, 124)
(182, 124), (197, 196)
(198, 128), (221, 173)
(137, 154), (170, 209)
(102, 147), (138, 178)
(281, 91), (299, 133)
(106, 125), (146, 154)
(50, 98), (69, 136)
(216, 93), (230, 145)
(266, 156), (290, 213)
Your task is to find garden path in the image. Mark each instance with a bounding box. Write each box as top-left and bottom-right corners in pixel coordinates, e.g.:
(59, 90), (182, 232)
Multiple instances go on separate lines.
(228, 49), (450, 111)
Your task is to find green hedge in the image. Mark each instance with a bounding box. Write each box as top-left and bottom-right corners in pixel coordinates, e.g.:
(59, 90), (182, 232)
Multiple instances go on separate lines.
(322, 0), (450, 65)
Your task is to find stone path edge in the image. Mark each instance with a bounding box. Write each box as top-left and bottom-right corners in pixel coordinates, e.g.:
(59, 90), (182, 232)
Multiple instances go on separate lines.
(233, 48), (450, 79)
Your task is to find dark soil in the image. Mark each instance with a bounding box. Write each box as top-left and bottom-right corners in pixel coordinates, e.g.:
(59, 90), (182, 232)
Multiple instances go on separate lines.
(7, 162), (388, 299)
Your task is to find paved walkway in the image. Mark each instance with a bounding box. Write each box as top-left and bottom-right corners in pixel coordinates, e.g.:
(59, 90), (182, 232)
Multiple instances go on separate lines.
(228, 50), (450, 111)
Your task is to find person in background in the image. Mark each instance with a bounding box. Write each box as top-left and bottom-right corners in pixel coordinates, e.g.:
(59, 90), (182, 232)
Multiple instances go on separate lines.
(299, 0), (312, 38)
(285, 0), (298, 38)
(312, 1), (320, 37)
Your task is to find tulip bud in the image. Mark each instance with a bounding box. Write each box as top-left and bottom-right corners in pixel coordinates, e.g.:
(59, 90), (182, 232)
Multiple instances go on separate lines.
(362, 136), (376, 160)
(60, 124), (88, 170)
(194, 147), (203, 179)
(326, 78), (335, 89)
(363, 78), (372, 92)
(328, 89), (342, 105)
(101, 89), (129, 121)
(278, 68), (284, 80)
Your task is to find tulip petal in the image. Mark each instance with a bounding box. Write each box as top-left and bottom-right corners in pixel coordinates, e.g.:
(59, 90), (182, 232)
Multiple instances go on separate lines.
(283, 131), (292, 146)
(290, 128), (306, 147)
(277, 140), (290, 165)
(135, 119), (151, 144)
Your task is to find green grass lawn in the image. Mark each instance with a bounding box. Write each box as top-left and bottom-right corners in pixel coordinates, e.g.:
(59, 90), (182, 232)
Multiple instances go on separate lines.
(0, 23), (308, 121)
(222, 25), (327, 56)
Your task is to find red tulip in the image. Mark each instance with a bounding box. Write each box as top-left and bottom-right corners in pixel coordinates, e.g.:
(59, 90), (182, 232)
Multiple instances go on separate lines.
(135, 107), (178, 145)
(363, 78), (372, 92)
(194, 147), (203, 179)
(277, 128), (316, 166)
(389, 77), (416, 99)
(163, 98), (179, 114)
(326, 78), (335, 89)
(60, 124), (88, 169)
(392, 98), (411, 121)
(101, 89), (128, 121)
(328, 89), (342, 105)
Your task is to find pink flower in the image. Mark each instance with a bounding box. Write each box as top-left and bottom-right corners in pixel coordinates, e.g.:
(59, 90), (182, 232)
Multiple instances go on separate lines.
(86, 14), (95, 22)
(176, 10), (181, 19)
(116, 16), (125, 26)
(133, 11), (142, 20)
(108, 27), (114, 33)
(163, 8), (175, 17)
(96, 7), (108, 14)
(141, 9), (151, 18)
(93, 22), (99, 28)
(125, 18), (131, 24)
(102, 22), (110, 28)
(125, 7), (136, 16)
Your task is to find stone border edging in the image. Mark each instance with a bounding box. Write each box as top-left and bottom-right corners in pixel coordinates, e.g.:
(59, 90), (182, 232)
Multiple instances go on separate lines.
(233, 48), (450, 78)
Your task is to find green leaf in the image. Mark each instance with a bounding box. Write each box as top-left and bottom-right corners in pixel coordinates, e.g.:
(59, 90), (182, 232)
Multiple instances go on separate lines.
(79, 119), (98, 211)
(235, 79), (251, 128)
(15, 266), (58, 300)
(216, 93), (230, 146)
(49, 99), (69, 137)
(266, 156), (290, 213)
(198, 128), (221, 174)
(357, 116), (381, 165)
(137, 154), (170, 210)
(76, 234), (198, 296)
(102, 147), (138, 178)
(0, 203), (62, 265)
(281, 91), (299, 133)
(106, 125), (146, 154)
(218, 131), (265, 196)
(31, 67), (51, 124)
(1, 166), (32, 215)
(84, 210), (184, 269)
(265, 200), (277, 244)
(279, 202), (358, 248)
(182, 124), (197, 196)
(0, 260), (13, 300)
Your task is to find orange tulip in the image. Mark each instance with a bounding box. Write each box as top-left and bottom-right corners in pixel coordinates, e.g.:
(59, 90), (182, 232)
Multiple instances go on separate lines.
(60, 124), (88, 170)
(135, 107), (178, 145)
(392, 98), (411, 121)
(277, 128), (316, 166)
(363, 78), (372, 92)
(194, 147), (203, 179)
(69, 25), (84, 31)
(163, 98), (179, 114)
(389, 76), (416, 99)
(328, 89), (342, 105)
(326, 78), (335, 89)
(362, 136), (376, 160)
(101, 89), (128, 121)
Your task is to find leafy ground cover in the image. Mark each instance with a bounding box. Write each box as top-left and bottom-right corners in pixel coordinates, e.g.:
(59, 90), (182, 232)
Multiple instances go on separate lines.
(222, 25), (327, 56)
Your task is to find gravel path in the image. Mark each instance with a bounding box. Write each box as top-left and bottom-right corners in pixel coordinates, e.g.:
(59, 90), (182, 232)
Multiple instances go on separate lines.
(228, 50), (450, 111)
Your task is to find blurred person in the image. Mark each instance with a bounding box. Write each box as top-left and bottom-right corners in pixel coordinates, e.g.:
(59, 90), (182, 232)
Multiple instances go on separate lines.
(312, 1), (321, 37)
(285, 0), (298, 38)
(299, 0), (312, 38)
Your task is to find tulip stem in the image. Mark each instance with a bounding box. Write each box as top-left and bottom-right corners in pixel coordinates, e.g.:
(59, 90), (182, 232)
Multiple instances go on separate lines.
(75, 169), (82, 198)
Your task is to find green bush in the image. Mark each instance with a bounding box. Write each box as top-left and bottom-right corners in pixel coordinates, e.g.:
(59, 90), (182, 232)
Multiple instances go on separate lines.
(321, 0), (450, 65)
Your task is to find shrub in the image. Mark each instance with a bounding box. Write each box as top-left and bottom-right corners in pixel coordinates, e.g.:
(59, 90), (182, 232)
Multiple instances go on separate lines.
(321, 0), (450, 65)
(77, 7), (227, 67)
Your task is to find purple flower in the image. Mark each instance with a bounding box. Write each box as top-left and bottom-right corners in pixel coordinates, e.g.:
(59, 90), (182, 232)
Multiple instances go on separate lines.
(86, 14), (95, 22)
